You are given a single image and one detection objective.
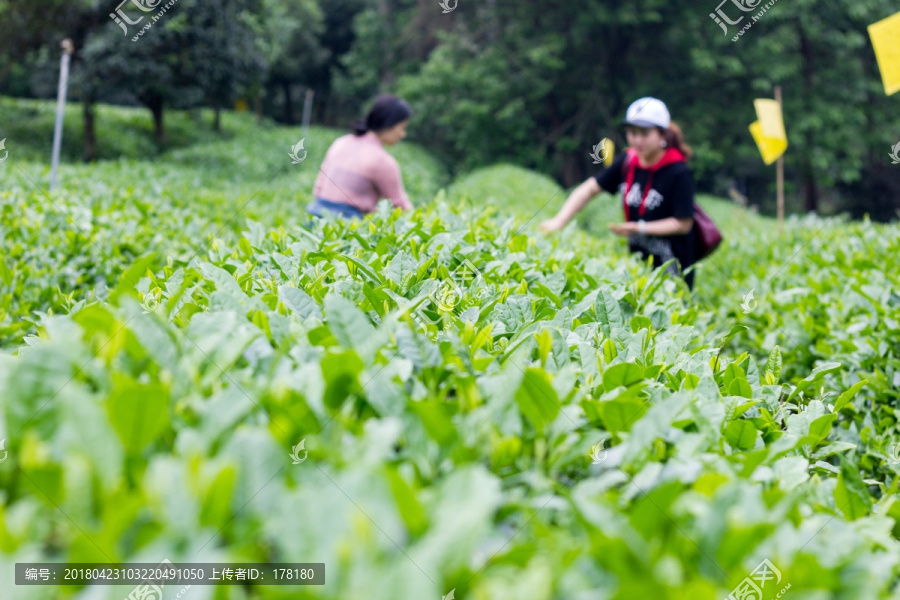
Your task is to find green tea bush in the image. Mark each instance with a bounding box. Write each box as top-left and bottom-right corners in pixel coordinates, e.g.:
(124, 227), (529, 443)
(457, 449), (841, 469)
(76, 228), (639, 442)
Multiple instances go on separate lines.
(0, 103), (444, 347)
(447, 164), (564, 221)
(1, 101), (900, 599)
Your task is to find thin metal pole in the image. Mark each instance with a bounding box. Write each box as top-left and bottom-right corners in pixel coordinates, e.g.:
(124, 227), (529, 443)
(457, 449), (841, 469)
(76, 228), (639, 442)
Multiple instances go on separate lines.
(50, 39), (74, 191)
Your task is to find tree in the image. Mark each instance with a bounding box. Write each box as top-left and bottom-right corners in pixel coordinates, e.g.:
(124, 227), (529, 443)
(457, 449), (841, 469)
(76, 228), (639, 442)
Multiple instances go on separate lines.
(75, 0), (266, 148)
(244, 0), (328, 125)
(184, 0), (265, 131)
(0, 0), (84, 87)
(395, 0), (685, 183)
(688, 0), (899, 217)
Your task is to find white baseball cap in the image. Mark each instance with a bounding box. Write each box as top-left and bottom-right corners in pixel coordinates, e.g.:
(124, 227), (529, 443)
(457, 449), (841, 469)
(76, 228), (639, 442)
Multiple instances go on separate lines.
(623, 97), (671, 129)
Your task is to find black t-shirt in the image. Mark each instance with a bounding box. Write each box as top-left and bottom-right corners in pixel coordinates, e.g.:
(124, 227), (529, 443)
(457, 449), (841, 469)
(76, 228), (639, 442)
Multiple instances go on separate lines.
(594, 152), (697, 287)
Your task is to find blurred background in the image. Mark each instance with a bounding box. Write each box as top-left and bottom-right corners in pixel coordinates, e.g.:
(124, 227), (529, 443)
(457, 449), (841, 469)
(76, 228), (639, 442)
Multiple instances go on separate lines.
(1, 0), (898, 220)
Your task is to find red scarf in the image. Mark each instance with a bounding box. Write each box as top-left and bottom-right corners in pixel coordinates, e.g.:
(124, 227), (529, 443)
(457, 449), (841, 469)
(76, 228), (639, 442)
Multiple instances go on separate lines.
(622, 147), (685, 221)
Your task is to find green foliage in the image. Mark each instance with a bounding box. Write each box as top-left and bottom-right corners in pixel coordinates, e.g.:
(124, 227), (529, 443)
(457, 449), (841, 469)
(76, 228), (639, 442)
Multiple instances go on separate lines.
(4, 1), (899, 217)
(2, 103), (900, 598)
(447, 164), (564, 220)
(384, 0), (900, 217)
(396, 37), (549, 174)
(0, 96), (220, 162)
(0, 101), (444, 346)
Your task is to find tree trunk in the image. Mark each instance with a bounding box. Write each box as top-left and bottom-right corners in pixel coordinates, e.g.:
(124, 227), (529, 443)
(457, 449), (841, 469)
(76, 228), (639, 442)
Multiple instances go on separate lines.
(799, 26), (818, 213)
(255, 93), (263, 126)
(283, 81), (293, 124)
(83, 100), (97, 162)
(214, 105), (221, 131)
(804, 170), (818, 213)
(378, 0), (394, 87)
(547, 93), (581, 187)
(487, 0), (498, 41)
(149, 97), (166, 144)
(562, 153), (581, 188)
(0, 63), (11, 88)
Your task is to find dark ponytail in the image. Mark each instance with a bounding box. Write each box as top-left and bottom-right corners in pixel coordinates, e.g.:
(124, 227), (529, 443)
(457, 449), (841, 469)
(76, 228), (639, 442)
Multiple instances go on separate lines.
(660, 121), (693, 160)
(353, 94), (412, 136)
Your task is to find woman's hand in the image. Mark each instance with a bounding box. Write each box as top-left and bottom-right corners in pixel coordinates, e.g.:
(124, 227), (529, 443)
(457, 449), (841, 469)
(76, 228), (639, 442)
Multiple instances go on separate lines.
(539, 216), (566, 234)
(608, 221), (638, 236)
(539, 178), (602, 236)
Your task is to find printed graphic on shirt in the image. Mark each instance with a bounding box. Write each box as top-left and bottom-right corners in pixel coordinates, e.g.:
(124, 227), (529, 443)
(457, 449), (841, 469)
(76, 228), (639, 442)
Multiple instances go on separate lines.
(619, 183), (665, 212)
(595, 153), (697, 285)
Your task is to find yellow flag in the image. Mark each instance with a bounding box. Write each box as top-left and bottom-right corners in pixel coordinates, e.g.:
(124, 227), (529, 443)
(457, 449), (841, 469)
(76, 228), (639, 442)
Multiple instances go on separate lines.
(749, 99), (788, 165)
(603, 138), (615, 167)
(868, 11), (900, 95)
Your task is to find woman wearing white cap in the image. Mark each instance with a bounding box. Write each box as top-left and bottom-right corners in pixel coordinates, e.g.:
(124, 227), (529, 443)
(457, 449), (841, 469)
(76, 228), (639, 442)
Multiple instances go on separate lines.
(540, 97), (698, 290)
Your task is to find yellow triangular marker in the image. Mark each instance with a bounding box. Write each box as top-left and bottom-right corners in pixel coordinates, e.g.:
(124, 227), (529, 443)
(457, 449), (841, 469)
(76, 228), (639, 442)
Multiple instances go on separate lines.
(749, 122), (785, 165)
(868, 11), (900, 95)
(754, 99), (787, 141)
(749, 99), (788, 165)
(603, 138), (615, 167)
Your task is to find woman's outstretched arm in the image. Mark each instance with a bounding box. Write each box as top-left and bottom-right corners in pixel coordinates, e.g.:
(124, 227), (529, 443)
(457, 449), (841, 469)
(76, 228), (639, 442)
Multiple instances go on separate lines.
(539, 177), (602, 233)
(375, 155), (413, 211)
(609, 217), (694, 236)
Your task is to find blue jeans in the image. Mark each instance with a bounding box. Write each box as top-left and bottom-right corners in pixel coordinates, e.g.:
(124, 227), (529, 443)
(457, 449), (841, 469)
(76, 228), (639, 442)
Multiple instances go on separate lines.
(306, 197), (364, 220)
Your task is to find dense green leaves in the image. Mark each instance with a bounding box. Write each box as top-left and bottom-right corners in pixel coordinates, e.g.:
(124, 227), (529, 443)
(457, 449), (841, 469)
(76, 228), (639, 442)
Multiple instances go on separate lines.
(835, 458), (873, 520)
(106, 374), (169, 453)
(2, 107), (900, 598)
(725, 420), (758, 451)
(602, 362), (645, 391)
(514, 367), (561, 430)
(765, 345), (783, 383)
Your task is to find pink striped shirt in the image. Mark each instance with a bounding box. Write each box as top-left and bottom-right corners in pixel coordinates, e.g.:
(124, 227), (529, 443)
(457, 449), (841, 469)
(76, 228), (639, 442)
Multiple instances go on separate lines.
(313, 131), (413, 213)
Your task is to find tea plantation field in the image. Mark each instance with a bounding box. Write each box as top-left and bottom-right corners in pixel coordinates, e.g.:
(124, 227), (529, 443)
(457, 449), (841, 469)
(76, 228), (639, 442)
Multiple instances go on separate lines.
(1, 99), (899, 600)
